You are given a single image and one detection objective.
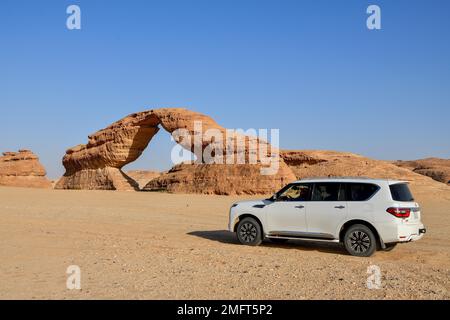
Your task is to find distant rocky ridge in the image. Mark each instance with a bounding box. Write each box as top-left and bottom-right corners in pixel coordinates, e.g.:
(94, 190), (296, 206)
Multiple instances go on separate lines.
(280, 150), (441, 186)
(392, 158), (450, 185)
(126, 170), (162, 189)
(0, 150), (52, 189)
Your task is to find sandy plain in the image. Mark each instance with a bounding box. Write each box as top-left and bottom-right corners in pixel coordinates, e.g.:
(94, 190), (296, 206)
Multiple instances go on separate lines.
(0, 185), (449, 299)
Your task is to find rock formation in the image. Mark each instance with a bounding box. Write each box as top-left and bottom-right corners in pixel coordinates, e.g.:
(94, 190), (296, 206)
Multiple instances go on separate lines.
(280, 150), (442, 187)
(57, 107), (443, 194)
(392, 158), (450, 185)
(0, 150), (52, 188)
(55, 110), (160, 190)
(143, 161), (294, 195)
(56, 108), (295, 193)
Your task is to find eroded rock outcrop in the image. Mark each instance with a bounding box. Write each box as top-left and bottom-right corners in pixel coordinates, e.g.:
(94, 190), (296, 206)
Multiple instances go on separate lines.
(142, 161), (294, 195)
(280, 150), (442, 187)
(0, 150), (52, 188)
(55, 110), (161, 190)
(56, 108), (294, 193)
(392, 158), (450, 185)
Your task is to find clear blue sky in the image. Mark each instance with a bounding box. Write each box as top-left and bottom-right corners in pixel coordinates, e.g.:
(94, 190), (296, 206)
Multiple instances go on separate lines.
(1, 0), (449, 179)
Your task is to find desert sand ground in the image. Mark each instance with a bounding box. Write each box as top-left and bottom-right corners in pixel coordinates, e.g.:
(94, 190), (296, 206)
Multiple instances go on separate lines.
(0, 185), (449, 300)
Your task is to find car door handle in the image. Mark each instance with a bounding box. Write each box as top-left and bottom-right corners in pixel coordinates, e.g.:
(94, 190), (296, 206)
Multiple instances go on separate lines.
(334, 205), (345, 209)
(295, 205), (305, 209)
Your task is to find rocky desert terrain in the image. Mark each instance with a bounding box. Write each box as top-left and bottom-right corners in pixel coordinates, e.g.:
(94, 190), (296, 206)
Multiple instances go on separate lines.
(0, 183), (448, 300)
(393, 158), (450, 185)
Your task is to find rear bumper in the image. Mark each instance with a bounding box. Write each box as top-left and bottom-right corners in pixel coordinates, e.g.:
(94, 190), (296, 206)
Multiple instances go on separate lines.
(397, 223), (425, 242)
(377, 222), (426, 243)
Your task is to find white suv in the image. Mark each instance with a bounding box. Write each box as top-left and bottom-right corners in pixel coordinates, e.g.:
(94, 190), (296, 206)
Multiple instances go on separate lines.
(228, 178), (426, 257)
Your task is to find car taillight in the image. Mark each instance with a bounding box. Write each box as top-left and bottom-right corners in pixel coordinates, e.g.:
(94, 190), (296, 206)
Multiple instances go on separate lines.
(387, 207), (411, 218)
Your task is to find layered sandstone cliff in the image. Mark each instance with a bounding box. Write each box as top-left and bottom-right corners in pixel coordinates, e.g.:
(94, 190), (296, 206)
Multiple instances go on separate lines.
(0, 150), (52, 189)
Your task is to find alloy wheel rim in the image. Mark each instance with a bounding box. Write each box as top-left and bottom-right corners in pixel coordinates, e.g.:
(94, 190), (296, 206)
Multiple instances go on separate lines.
(239, 223), (257, 242)
(349, 230), (371, 253)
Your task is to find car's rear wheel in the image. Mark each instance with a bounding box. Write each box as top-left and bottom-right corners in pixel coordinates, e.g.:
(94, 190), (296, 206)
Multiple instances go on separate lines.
(382, 243), (397, 251)
(343, 224), (377, 257)
(236, 217), (263, 246)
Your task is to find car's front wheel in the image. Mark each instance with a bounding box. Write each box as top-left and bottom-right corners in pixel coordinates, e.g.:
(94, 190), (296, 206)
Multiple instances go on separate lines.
(343, 224), (377, 257)
(236, 217), (263, 246)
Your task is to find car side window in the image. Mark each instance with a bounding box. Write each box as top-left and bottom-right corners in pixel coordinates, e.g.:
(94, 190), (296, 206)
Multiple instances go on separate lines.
(277, 183), (312, 201)
(311, 183), (344, 201)
(347, 183), (379, 201)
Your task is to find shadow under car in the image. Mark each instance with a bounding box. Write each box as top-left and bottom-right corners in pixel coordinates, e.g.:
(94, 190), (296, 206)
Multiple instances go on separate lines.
(187, 230), (348, 255)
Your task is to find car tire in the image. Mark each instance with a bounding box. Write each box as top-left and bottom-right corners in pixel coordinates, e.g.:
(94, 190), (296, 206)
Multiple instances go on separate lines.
(382, 243), (397, 252)
(343, 224), (377, 257)
(269, 238), (289, 244)
(236, 217), (263, 246)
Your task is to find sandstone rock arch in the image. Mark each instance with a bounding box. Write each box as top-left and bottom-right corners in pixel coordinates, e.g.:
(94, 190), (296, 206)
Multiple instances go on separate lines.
(55, 108), (296, 193)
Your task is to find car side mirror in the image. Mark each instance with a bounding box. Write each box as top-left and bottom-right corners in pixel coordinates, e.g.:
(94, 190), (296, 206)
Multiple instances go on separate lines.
(269, 194), (277, 201)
